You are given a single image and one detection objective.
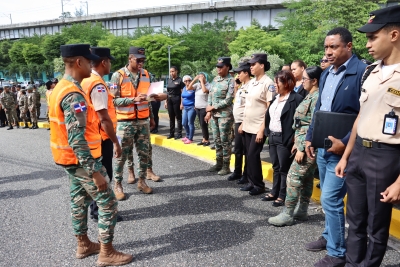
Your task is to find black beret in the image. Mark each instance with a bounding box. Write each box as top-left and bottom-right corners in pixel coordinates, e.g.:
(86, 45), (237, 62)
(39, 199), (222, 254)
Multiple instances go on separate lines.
(91, 47), (115, 60)
(60, 44), (99, 60)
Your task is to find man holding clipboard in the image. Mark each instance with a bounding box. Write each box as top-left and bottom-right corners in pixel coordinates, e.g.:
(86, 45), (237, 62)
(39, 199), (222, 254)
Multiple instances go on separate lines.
(304, 28), (367, 267)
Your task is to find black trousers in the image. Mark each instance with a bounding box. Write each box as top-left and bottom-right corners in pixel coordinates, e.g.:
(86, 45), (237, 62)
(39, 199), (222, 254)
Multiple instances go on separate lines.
(167, 95), (182, 136)
(244, 131), (265, 189)
(195, 108), (209, 140)
(0, 109), (7, 125)
(16, 106), (20, 120)
(269, 133), (293, 200)
(233, 123), (246, 175)
(345, 137), (400, 267)
(151, 101), (161, 130)
(90, 138), (113, 217)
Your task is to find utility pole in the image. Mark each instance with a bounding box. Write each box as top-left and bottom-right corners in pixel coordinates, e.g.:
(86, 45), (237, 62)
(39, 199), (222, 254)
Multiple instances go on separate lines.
(9, 14), (12, 24)
(81, 1), (88, 16)
(167, 40), (185, 76)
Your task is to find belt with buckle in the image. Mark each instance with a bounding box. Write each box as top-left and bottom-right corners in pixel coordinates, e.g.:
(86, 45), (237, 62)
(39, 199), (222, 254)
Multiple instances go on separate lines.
(356, 135), (400, 149)
(270, 131), (282, 136)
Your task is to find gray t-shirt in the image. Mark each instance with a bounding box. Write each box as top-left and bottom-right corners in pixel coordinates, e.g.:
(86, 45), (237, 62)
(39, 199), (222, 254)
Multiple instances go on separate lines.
(194, 82), (210, 109)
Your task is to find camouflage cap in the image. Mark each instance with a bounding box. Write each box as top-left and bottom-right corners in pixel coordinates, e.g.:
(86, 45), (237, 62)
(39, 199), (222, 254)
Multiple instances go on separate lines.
(27, 85), (34, 90)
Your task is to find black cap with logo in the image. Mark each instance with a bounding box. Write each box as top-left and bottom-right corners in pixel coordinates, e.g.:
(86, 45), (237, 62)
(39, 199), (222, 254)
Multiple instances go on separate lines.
(216, 57), (232, 70)
(358, 5), (400, 33)
(248, 53), (268, 64)
(91, 47), (115, 60)
(129, 47), (146, 59)
(233, 62), (251, 72)
(60, 44), (99, 60)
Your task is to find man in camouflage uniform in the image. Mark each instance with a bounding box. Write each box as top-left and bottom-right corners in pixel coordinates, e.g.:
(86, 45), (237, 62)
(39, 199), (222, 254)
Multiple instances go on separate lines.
(26, 85), (38, 129)
(205, 57), (235, 175)
(110, 46), (158, 200)
(18, 88), (29, 128)
(33, 85), (41, 119)
(49, 44), (132, 266)
(0, 84), (19, 130)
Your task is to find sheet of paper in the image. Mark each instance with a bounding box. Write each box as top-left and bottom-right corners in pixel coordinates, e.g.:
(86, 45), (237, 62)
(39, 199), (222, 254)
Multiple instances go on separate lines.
(147, 81), (164, 101)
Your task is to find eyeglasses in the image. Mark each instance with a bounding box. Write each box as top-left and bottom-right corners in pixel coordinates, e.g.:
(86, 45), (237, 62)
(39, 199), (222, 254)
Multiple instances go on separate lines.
(320, 59), (328, 63)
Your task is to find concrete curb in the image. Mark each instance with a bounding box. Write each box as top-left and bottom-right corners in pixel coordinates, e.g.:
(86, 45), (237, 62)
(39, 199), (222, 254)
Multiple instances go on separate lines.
(150, 133), (400, 240)
(19, 121), (50, 128)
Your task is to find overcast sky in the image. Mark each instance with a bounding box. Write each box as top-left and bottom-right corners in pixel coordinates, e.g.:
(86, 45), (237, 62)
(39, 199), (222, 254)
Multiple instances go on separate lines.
(0, 0), (208, 25)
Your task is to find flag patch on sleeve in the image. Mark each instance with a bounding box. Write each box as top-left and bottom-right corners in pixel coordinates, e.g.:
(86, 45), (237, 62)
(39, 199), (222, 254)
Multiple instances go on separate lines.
(97, 86), (106, 93)
(74, 102), (87, 113)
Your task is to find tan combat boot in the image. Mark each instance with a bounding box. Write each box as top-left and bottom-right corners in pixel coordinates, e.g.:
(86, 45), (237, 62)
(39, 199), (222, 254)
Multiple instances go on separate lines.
(113, 181), (126, 201)
(137, 178), (153, 194)
(96, 242), (133, 266)
(75, 234), (100, 259)
(146, 168), (161, 182)
(127, 168), (136, 184)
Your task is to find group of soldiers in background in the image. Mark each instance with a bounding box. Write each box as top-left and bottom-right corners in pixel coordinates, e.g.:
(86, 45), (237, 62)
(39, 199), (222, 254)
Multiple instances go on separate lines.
(0, 83), (41, 129)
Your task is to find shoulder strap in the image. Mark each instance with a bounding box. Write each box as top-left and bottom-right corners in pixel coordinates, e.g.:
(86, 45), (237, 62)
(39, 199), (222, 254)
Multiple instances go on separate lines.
(361, 64), (377, 87)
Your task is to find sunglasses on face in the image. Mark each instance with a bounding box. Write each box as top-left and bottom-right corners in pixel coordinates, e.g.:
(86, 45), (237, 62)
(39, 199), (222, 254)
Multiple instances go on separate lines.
(320, 59), (328, 63)
(135, 59), (145, 64)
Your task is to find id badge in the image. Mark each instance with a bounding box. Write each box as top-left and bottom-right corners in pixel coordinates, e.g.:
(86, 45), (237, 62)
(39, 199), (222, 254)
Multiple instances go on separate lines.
(382, 112), (398, 135)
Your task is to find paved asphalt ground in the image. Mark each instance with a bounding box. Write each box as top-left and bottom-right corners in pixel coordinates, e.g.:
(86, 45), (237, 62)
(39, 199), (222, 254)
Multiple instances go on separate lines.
(1, 127), (400, 266)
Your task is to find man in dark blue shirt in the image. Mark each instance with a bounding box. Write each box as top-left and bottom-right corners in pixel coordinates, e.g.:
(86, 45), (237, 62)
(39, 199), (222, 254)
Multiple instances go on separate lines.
(304, 27), (367, 267)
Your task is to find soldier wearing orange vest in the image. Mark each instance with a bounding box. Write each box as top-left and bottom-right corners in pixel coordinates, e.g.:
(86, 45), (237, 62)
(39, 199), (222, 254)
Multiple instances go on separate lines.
(81, 47), (123, 222)
(109, 46), (160, 199)
(49, 44), (132, 266)
(45, 78), (57, 130)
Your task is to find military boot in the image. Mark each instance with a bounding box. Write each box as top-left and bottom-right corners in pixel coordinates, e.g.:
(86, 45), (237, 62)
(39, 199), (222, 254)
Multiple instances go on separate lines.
(268, 207), (294, 226)
(23, 121), (29, 128)
(75, 234), (100, 259)
(7, 125), (13, 130)
(96, 242), (133, 266)
(217, 162), (231, 176)
(32, 122), (38, 129)
(293, 202), (309, 221)
(127, 168), (136, 184)
(146, 168), (161, 182)
(208, 158), (223, 172)
(137, 178), (153, 194)
(113, 181), (126, 201)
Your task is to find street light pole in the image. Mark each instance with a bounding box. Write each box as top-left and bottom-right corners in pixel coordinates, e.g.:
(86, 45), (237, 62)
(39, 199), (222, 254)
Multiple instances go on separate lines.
(81, 1), (88, 15)
(167, 40), (185, 77)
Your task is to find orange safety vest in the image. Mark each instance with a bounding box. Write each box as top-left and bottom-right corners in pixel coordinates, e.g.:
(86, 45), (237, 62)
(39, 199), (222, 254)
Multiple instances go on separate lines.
(46, 90), (52, 105)
(115, 68), (150, 121)
(81, 73), (118, 141)
(49, 79), (102, 166)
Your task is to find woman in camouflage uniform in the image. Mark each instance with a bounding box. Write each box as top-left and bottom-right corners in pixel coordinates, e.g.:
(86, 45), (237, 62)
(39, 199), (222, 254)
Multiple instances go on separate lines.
(268, 66), (323, 226)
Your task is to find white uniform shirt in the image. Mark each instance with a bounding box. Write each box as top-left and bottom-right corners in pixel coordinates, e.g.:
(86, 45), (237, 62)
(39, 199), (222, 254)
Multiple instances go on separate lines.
(90, 70), (109, 111)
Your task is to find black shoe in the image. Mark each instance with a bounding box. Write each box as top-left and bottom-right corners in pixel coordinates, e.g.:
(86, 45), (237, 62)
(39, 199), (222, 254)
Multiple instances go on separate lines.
(314, 255), (346, 267)
(261, 194), (277, 201)
(305, 236), (327, 252)
(237, 176), (248, 185)
(272, 199), (284, 207)
(167, 134), (174, 139)
(151, 129), (158, 133)
(175, 134), (182, 140)
(210, 145), (215, 150)
(249, 187), (266, 196)
(240, 185), (254, 191)
(197, 141), (204, 146)
(227, 172), (242, 181)
(7, 126), (13, 130)
(316, 183), (321, 189)
(203, 141), (210, 146)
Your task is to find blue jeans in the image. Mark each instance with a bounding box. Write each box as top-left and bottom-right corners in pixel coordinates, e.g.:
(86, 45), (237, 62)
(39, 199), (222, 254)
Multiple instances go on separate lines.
(182, 106), (196, 140)
(317, 149), (347, 259)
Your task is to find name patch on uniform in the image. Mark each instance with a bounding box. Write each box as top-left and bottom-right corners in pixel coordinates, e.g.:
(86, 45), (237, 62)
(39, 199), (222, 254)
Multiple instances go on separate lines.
(74, 102), (87, 113)
(388, 87), (400, 96)
(96, 86), (106, 93)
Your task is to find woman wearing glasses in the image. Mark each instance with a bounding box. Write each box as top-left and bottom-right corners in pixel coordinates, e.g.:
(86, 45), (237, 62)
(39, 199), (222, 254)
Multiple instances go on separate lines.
(180, 75), (196, 144)
(268, 66), (322, 226)
(320, 56), (331, 70)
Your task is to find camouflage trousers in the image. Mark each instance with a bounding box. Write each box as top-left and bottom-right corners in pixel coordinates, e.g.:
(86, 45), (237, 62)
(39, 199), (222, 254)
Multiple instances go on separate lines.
(19, 107), (28, 122)
(36, 103), (41, 118)
(64, 162), (117, 244)
(28, 105), (37, 123)
(211, 115), (233, 164)
(126, 142), (153, 169)
(5, 107), (18, 125)
(114, 121), (149, 181)
(285, 153), (317, 209)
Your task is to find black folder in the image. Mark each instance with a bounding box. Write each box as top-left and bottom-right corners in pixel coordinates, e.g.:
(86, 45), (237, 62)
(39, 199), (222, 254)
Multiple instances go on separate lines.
(311, 111), (357, 148)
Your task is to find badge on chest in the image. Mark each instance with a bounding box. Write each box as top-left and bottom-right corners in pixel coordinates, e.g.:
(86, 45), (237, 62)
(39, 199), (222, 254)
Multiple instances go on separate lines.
(383, 109), (398, 135)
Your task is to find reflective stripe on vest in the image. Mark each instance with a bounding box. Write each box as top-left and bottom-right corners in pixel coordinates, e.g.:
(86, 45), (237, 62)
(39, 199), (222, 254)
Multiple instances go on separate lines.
(115, 68), (150, 120)
(48, 79), (102, 166)
(81, 73), (118, 141)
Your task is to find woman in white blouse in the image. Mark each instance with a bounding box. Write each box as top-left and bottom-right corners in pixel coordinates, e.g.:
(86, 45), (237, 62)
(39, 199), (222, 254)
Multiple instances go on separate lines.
(239, 53), (275, 196)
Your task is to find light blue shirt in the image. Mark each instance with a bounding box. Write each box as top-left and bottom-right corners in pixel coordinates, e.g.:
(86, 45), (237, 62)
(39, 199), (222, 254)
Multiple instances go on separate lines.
(320, 55), (354, 111)
(294, 85), (301, 93)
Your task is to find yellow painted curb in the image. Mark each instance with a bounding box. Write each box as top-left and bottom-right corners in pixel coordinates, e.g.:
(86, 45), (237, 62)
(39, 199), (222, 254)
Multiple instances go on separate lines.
(150, 133), (400, 240)
(18, 121), (50, 128)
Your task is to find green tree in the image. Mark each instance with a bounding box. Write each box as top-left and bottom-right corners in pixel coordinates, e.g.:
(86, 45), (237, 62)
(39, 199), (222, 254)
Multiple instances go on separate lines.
(98, 35), (132, 71)
(276, 0), (382, 65)
(22, 43), (45, 81)
(41, 33), (67, 61)
(180, 17), (238, 66)
(228, 25), (292, 63)
(9, 41), (26, 65)
(0, 40), (12, 69)
(131, 26), (155, 39)
(180, 60), (210, 79)
(61, 22), (109, 46)
(131, 34), (188, 78)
